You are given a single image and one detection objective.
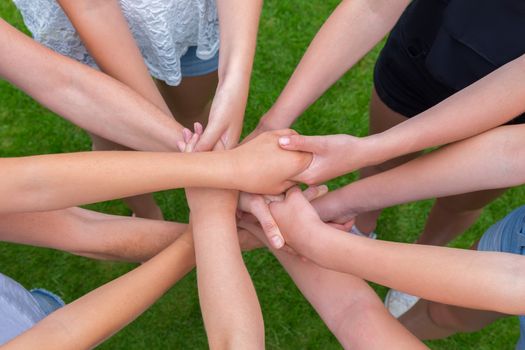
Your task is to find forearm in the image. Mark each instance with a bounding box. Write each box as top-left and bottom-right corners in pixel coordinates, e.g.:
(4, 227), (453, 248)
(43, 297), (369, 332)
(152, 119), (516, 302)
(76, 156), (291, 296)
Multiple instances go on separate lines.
(191, 193), (264, 349)
(370, 54), (525, 163)
(3, 231), (195, 350)
(0, 151), (234, 213)
(0, 208), (186, 262)
(0, 19), (182, 151)
(58, 0), (173, 116)
(314, 125), (525, 221)
(238, 221), (423, 349)
(262, 0), (408, 129)
(306, 224), (525, 315)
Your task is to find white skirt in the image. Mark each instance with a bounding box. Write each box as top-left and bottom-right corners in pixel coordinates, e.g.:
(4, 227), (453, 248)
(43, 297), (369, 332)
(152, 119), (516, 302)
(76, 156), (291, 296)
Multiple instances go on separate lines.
(13, 0), (220, 86)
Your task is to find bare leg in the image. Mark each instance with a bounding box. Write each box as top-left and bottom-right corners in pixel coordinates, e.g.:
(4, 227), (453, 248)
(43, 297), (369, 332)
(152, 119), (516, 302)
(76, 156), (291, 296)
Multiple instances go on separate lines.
(88, 133), (164, 220)
(0, 207), (186, 262)
(156, 71), (218, 129)
(415, 189), (507, 245)
(399, 298), (506, 340)
(356, 88), (420, 234)
(357, 88), (505, 246)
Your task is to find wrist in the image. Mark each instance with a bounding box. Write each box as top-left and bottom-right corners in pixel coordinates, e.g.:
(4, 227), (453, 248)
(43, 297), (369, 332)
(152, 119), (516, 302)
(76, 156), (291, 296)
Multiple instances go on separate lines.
(344, 133), (389, 171)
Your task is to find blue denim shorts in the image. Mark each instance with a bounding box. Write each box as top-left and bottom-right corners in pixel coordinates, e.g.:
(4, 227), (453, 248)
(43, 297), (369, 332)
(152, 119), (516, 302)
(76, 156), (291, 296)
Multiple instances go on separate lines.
(180, 46), (219, 77)
(0, 273), (64, 344)
(478, 205), (525, 350)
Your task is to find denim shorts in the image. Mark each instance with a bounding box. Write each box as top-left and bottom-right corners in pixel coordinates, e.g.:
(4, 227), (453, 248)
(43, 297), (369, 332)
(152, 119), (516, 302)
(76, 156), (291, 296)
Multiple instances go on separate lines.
(478, 205), (525, 350)
(180, 46), (219, 77)
(0, 273), (64, 345)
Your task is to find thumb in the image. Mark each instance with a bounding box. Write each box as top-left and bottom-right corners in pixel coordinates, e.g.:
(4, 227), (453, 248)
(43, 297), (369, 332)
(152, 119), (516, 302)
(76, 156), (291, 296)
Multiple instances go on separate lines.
(278, 134), (320, 153)
(251, 198), (285, 249)
(195, 125), (224, 152)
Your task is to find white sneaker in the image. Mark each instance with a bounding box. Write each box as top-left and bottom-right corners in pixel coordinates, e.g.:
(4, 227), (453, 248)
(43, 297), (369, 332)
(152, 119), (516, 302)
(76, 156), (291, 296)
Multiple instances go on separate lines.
(384, 289), (420, 318)
(349, 225), (377, 239)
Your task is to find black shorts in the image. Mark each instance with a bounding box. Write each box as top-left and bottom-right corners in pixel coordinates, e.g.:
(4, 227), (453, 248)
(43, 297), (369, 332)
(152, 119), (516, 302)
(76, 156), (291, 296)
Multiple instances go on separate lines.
(374, 0), (525, 124)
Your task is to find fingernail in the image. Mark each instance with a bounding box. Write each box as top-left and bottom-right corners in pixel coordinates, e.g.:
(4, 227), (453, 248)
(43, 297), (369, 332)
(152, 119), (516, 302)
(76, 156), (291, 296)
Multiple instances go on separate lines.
(318, 185), (328, 193)
(279, 137), (290, 146)
(271, 235), (284, 248)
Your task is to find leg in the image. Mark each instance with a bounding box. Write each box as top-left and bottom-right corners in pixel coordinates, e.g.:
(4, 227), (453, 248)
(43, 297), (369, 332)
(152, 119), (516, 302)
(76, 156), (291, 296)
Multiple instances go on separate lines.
(416, 189), (507, 245)
(89, 133), (164, 220)
(156, 71), (218, 129)
(355, 88), (420, 234)
(399, 298), (506, 340)
(0, 207), (186, 262)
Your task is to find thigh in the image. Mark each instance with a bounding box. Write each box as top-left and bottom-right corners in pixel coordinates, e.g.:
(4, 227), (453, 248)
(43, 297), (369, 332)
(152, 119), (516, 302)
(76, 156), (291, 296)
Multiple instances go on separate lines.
(156, 71), (218, 128)
(361, 88), (422, 176)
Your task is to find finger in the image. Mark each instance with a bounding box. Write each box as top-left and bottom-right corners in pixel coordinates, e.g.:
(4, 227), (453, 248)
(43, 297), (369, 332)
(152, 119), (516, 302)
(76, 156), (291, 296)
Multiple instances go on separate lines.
(251, 199), (285, 249)
(194, 122), (204, 135)
(278, 134), (319, 153)
(302, 185), (328, 202)
(284, 186), (302, 200)
(327, 222), (348, 231)
(342, 219), (356, 231)
(182, 128), (193, 143)
(263, 194), (285, 204)
(185, 132), (200, 153)
(196, 126), (224, 152)
(176, 141), (186, 152)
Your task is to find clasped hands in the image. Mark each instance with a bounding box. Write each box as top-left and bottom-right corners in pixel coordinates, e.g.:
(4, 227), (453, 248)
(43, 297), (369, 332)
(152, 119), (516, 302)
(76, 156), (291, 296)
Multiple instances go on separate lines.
(178, 122), (369, 252)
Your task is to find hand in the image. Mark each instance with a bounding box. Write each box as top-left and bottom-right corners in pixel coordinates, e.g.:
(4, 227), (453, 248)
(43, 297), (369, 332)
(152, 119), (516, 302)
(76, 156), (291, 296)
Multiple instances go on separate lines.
(238, 186), (327, 254)
(195, 83), (244, 151)
(229, 130), (313, 195)
(311, 187), (359, 225)
(268, 186), (329, 255)
(277, 133), (370, 185)
(238, 192), (285, 249)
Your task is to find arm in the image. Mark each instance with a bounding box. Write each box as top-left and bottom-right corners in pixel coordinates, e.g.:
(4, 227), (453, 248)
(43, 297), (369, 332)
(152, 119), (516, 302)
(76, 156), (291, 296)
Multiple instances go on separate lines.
(196, 0), (263, 150)
(312, 124), (525, 223)
(237, 189), (424, 349)
(278, 55), (525, 184)
(271, 188), (525, 316)
(0, 130), (311, 213)
(0, 19), (182, 151)
(254, 0), (409, 133)
(0, 207), (186, 262)
(188, 188), (264, 349)
(2, 230), (195, 350)
(57, 0), (174, 117)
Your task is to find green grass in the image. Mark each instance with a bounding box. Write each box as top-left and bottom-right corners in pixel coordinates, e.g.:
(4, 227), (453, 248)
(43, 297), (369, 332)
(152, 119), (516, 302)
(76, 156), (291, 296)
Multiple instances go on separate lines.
(0, 1), (523, 348)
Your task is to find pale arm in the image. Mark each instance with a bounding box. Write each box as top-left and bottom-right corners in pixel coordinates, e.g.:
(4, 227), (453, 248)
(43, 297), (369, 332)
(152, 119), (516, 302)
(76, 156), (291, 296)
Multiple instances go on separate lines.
(196, 0), (263, 150)
(57, 0), (174, 117)
(1, 230), (195, 350)
(313, 124), (525, 223)
(259, 0), (409, 131)
(0, 208), (186, 262)
(238, 214), (424, 349)
(0, 19), (183, 151)
(272, 188), (525, 316)
(0, 130), (311, 213)
(189, 189), (264, 349)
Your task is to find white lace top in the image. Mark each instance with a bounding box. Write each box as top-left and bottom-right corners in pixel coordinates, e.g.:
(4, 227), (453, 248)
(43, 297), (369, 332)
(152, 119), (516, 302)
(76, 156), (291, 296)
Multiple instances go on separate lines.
(13, 0), (220, 86)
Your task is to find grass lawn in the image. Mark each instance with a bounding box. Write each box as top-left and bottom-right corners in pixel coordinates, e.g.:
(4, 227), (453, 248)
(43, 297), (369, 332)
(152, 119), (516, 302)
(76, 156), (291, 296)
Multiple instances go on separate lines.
(1, 1), (523, 348)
